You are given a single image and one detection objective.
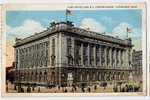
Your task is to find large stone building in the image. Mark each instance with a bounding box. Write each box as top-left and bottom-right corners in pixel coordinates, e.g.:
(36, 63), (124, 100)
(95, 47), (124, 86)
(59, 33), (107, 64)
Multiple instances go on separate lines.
(14, 21), (133, 87)
(132, 50), (142, 83)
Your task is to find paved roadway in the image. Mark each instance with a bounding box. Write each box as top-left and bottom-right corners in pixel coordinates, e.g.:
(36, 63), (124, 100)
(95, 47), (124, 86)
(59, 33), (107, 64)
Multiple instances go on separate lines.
(7, 82), (113, 93)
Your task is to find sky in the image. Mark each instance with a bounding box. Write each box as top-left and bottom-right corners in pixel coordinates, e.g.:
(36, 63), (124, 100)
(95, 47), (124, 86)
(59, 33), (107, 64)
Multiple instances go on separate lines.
(6, 10), (142, 66)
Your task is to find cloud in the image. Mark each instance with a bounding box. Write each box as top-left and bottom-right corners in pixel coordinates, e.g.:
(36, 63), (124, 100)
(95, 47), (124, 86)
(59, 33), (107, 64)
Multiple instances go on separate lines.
(132, 38), (141, 51)
(112, 22), (142, 50)
(6, 19), (45, 39)
(112, 22), (133, 39)
(80, 18), (106, 33)
(101, 16), (116, 25)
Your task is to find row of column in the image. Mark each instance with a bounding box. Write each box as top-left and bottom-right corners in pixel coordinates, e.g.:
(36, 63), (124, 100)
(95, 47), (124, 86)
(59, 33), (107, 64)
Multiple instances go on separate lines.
(71, 39), (131, 69)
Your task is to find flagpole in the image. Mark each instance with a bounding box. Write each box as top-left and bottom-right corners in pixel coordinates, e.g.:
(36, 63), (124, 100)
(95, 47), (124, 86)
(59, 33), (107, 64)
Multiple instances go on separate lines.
(65, 9), (68, 23)
(126, 27), (129, 39)
(127, 31), (128, 39)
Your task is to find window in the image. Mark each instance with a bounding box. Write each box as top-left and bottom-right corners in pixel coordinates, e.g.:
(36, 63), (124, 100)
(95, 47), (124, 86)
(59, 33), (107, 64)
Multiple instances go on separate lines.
(51, 38), (55, 66)
(128, 49), (131, 66)
(83, 44), (88, 65)
(74, 41), (81, 65)
(16, 49), (19, 68)
(67, 38), (73, 65)
(89, 45), (94, 65)
(44, 41), (50, 67)
(67, 38), (72, 55)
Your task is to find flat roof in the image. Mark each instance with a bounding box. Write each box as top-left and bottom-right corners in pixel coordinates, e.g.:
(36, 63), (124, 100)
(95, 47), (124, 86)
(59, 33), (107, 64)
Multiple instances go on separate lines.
(14, 22), (132, 47)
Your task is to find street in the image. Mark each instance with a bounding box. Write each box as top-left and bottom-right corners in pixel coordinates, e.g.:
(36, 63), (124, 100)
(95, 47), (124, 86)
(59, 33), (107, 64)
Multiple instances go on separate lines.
(6, 81), (142, 93)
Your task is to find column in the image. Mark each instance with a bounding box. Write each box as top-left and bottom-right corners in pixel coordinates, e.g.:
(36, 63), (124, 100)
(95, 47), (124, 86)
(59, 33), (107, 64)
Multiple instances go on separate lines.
(58, 33), (62, 85)
(56, 34), (59, 67)
(120, 50), (123, 68)
(96, 46), (100, 67)
(113, 48), (116, 69)
(49, 39), (52, 67)
(122, 50), (125, 67)
(72, 38), (75, 66)
(125, 49), (129, 69)
(93, 45), (96, 67)
(118, 49), (121, 67)
(104, 47), (107, 68)
(109, 48), (112, 68)
(25, 49), (27, 69)
(116, 49), (119, 68)
(58, 33), (62, 67)
(81, 43), (84, 66)
(99, 46), (101, 67)
(87, 44), (90, 67)
(129, 49), (132, 68)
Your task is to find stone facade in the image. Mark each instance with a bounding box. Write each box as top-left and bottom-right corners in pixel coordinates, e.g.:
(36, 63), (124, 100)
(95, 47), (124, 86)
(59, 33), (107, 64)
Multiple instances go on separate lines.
(132, 50), (142, 82)
(14, 22), (133, 86)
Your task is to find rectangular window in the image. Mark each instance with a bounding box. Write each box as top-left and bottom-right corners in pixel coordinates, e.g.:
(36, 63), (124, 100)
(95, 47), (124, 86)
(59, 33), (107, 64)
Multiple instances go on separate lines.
(89, 45), (94, 65)
(83, 44), (88, 65)
(45, 41), (49, 67)
(101, 46), (105, 66)
(74, 41), (81, 66)
(51, 38), (55, 66)
(67, 38), (73, 65)
(67, 38), (72, 55)
(107, 48), (110, 65)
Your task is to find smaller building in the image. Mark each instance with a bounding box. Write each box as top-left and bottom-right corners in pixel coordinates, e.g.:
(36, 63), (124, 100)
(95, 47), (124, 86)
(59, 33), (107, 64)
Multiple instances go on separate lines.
(6, 62), (15, 83)
(132, 50), (142, 83)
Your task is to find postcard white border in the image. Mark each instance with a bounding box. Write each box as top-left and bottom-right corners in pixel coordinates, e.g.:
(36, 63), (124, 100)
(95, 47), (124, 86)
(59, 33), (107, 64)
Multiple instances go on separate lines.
(0, 3), (147, 96)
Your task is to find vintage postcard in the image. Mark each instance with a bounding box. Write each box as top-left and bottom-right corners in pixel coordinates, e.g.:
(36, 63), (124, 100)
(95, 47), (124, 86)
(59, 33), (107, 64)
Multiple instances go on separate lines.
(0, 3), (147, 96)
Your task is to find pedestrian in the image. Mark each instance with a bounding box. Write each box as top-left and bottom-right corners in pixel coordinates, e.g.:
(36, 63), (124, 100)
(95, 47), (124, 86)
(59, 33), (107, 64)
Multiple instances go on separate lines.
(38, 87), (40, 92)
(27, 86), (31, 93)
(6, 84), (8, 92)
(64, 88), (67, 93)
(71, 87), (74, 92)
(21, 87), (24, 93)
(14, 85), (17, 90)
(121, 87), (125, 92)
(82, 87), (85, 92)
(113, 86), (117, 92)
(58, 86), (60, 90)
(94, 85), (97, 90)
(74, 86), (77, 91)
(32, 86), (35, 91)
(88, 87), (91, 93)
(125, 84), (128, 92)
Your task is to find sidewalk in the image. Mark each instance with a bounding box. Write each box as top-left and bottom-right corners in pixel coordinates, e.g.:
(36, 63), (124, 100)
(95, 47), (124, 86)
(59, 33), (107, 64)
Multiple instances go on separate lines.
(7, 82), (113, 93)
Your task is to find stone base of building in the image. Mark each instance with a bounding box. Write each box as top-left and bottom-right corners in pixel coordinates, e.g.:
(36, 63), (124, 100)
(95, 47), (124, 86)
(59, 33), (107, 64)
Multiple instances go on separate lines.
(14, 67), (131, 87)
